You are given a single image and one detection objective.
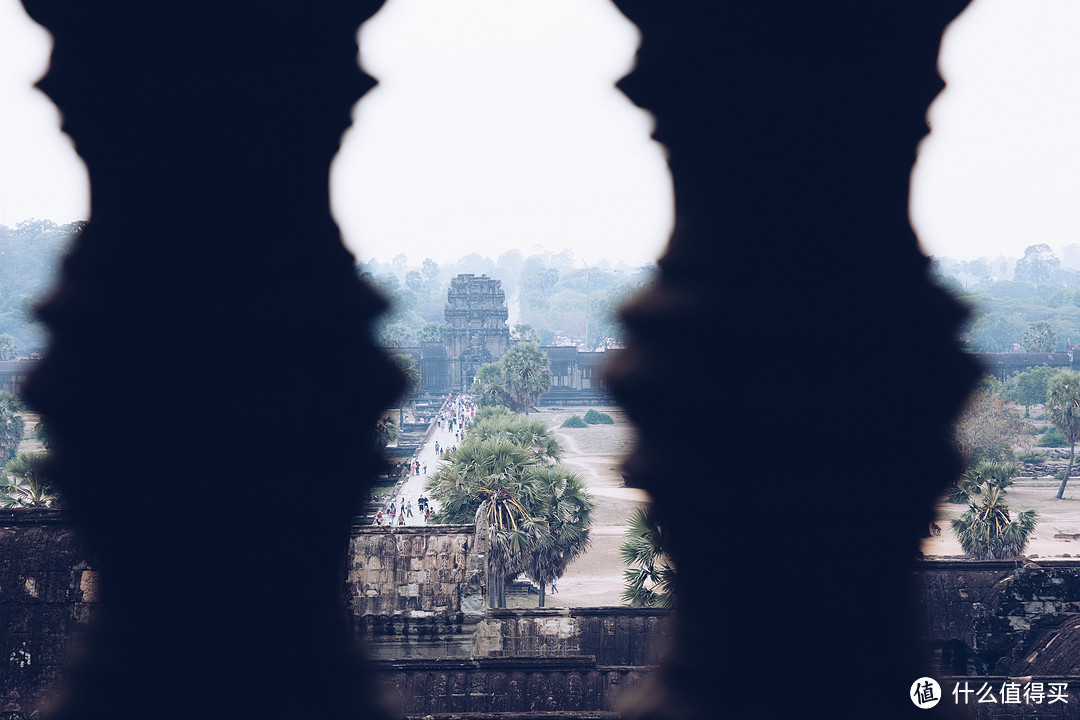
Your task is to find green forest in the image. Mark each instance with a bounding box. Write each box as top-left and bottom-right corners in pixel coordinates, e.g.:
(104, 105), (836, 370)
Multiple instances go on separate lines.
(0, 220), (653, 357)
(0, 219), (84, 357)
(933, 243), (1080, 352)
(360, 250), (653, 349)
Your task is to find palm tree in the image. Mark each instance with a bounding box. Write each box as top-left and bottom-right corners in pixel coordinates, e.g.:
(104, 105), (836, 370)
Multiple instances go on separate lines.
(391, 353), (421, 424)
(372, 414), (399, 449)
(470, 363), (510, 409)
(523, 467), (594, 607)
(950, 462), (1037, 559)
(427, 438), (540, 524)
(0, 391), (26, 463)
(499, 343), (552, 415)
(0, 451), (54, 507)
(475, 487), (545, 608)
(1045, 371), (1080, 498)
(468, 412), (563, 464)
(429, 437), (571, 607)
(1022, 321), (1058, 353)
(946, 460), (1020, 504)
(619, 507), (675, 607)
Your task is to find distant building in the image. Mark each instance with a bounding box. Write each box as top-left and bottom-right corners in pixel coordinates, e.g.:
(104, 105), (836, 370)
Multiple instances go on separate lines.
(0, 360), (35, 396)
(384, 274), (616, 403)
(971, 351), (1073, 382)
(443, 274), (510, 391)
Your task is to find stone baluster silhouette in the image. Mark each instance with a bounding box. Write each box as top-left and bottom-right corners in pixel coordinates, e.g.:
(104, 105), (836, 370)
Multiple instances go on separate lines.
(19, 2), (399, 718)
(607, 3), (978, 718)
(18, 1), (984, 718)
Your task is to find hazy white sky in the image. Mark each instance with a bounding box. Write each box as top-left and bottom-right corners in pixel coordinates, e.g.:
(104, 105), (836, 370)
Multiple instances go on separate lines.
(910, 0), (1080, 260)
(0, 0), (1078, 264)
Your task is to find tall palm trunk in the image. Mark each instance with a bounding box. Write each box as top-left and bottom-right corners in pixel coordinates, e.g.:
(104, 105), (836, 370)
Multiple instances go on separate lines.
(538, 572), (546, 607)
(1058, 442), (1076, 499)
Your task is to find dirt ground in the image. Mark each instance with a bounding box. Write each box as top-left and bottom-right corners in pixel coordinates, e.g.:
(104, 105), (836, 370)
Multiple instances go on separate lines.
(15, 412), (45, 454)
(924, 476), (1080, 558)
(507, 406), (649, 608)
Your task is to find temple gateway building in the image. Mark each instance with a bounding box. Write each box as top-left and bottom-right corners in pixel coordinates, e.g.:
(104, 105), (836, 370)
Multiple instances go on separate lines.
(443, 274), (510, 391)
(402, 273), (615, 404)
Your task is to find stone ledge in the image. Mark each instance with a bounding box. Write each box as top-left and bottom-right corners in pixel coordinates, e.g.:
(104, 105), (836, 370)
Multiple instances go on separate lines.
(404, 714), (622, 720)
(0, 509), (68, 526)
(917, 558), (1080, 570)
(351, 523), (475, 534)
(483, 607), (671, 619)
(372, 656), (610, 672)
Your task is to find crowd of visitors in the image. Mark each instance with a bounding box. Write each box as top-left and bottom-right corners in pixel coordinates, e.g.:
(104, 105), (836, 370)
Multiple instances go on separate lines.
(371, 393), (476, 527)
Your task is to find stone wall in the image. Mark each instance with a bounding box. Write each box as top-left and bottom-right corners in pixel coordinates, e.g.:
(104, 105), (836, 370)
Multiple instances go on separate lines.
(0, 510), (95, 719)
(31, 517), (1080, 717)
(372, 656), (654, 716)
(915, 559), (1080, 675)
(471, 607), (670, 666)
(346, 524), (486, 658)
(0, 511), (488, 714)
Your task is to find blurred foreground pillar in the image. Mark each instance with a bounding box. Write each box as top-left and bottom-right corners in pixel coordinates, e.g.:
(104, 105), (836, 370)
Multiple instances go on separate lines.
(608, 3), (979, 719)
(20, 2), (400, 718)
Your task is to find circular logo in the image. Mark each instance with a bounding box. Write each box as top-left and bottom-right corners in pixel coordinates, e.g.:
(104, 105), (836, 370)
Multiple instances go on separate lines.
(911, 677), (942, 709)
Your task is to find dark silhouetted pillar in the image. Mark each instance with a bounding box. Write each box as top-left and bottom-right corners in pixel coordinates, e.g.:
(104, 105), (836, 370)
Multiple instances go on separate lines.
(20, 2), (399, 718)
(608, 3), (978, 719)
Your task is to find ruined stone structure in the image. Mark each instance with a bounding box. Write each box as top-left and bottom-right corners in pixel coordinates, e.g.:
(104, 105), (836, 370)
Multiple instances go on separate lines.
(444, 274), (511, 391)
(372, 657), (652, 716)
(346, 524), (486, 658)
(916, 558), (1080, 679)
(471, 607), (670, 665)
(0, 360), (34, 396)
(1, 511), (668, 717)
(539, 347), (617, 405)
(11, 508), (1080, 718)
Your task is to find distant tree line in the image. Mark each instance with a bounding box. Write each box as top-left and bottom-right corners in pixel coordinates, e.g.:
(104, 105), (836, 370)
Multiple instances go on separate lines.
(0, 224), (652, 354)
(0, 219), (84, 356)
(933, 243), (1080, 353)
(361, 250), (654, 350)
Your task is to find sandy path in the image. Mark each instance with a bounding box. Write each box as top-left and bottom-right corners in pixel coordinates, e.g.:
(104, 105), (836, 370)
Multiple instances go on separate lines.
(530, 407), (650, 607)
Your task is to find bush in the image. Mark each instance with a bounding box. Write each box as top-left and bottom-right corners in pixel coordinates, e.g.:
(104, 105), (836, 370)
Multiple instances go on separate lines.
(583, 409), (614, 425)
(561, 415), (589, 428)
(1032, 424), (1049, 435)
(32, 419), (51, 449)
(1040, 427), (1069, 448)
(1017, 450), (1047, 464)
(1035, 413), (1047, 421)
(971, 446), (1016, 466)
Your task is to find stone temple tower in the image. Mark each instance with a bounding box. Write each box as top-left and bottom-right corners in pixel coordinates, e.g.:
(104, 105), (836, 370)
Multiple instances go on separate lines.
(444, 274), (510, 391)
